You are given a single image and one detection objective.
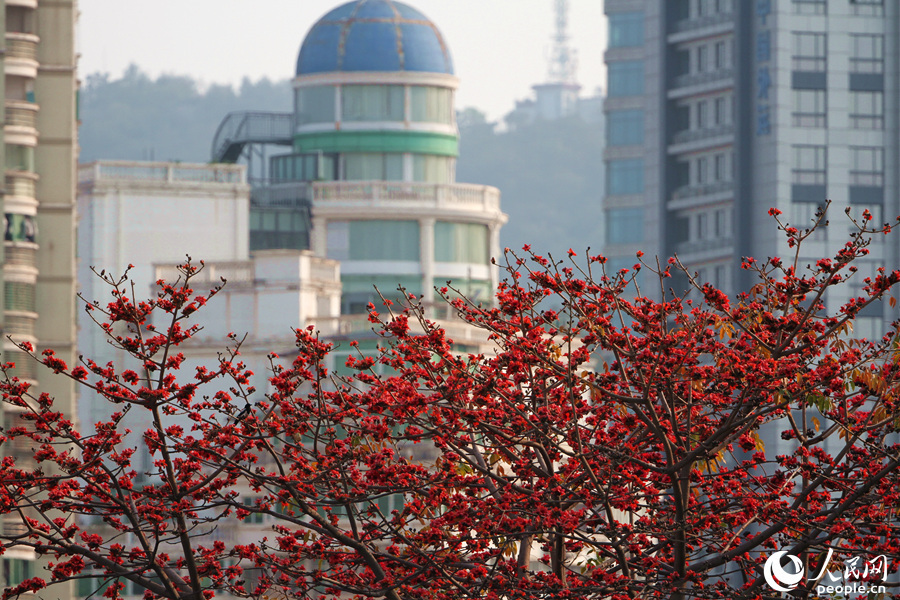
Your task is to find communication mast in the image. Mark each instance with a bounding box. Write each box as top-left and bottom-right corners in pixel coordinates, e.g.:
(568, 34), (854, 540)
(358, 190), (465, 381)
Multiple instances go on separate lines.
(547, 0), (577, 84)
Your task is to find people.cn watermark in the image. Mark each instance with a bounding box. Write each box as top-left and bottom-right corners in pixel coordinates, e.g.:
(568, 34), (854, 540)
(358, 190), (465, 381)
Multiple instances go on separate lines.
(763, 549), (888, 595)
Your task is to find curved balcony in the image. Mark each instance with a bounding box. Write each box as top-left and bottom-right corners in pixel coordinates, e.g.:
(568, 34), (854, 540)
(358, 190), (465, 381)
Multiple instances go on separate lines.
(669, 124), (735, 155)
(313, 181), (500, 212)
(4, 244), (37, 269)
(4, 313), (36, 338)
(4, 101), (38, 145)
(5, 172), (36, 199)
(6, 0), (38, 8)
(5, 32), (39, 78)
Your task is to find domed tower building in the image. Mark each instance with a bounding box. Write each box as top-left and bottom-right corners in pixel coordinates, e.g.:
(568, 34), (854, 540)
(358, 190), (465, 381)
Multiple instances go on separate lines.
(214, 0), (505, 319)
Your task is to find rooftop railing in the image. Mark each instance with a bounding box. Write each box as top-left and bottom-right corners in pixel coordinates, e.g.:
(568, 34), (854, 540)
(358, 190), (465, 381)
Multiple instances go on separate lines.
(78, 161), (246, 185)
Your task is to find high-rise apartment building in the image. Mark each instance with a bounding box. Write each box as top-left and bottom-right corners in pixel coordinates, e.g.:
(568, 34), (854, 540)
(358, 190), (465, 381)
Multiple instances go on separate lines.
(1, 0), (78, 592)
(603, 0), (898, 338)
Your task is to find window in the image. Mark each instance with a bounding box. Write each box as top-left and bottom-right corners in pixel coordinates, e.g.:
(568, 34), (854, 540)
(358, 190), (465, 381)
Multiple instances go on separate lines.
(851, 0), (884, 16)
(410, 86), (453, 124)
(792, 32), (827, 72)
(606, 208), (644, 244)
(696, 100), (708, 129)
(792, 89), (826, 127)
(607, 109), (644, 146)
(342, 85), (404, 121)
(348, 220), (419, 261)
(5, 145), (33, 172)
(714, 208), (731, 237)
(696, 212), (709, 240)
(714, 96), (729, 125)
(295, 86), (335, 124)
(697, 45), (708, 73)
(715, 0), (732, 13)
(850, 147), (884, 187)
(792, 145), (826, 184)
(793, 0), (826, 14)
(413, 155), (453, 184)
(343, 153), (403, 180)
(4, 281), (35, 312)
(434, 222), (489, 263)
(607, 159), (644, 195)
(608, 12), (643, 48)
(850, 35), (884, 74)
(791, 202), (827, 241)
(608, 61), (644, 97)
(714, 154), (728, 182)
(850, 91), (884, 130)
(696, 156), (709, 185)
(714, 41), (728, 69)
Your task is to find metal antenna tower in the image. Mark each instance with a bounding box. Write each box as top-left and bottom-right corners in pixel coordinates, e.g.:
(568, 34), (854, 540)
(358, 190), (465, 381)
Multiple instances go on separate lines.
(547, 0), (577, 84)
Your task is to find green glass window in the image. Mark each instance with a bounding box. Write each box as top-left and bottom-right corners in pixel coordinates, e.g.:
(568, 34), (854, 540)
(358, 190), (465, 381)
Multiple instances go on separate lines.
(342, 85), (404, 122)
(349, 220), (420, 261)
(433, 277), (493, 304)
(344, 153), (403, 181)
(413, 155), (453, 183)
(296, 86), (335, 124)
(434, 222), (489, 264)
(4, 281), (35, 312)
(410, 86), (453, 124)
(606, 207), (644, 244)
(341, 275), (423, 315)
(609, 12), (644, 48)
(5, 145), (33, 172)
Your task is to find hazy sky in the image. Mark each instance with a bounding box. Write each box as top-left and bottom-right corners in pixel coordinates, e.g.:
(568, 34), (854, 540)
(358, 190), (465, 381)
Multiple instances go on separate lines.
(78, 0), (607, 121)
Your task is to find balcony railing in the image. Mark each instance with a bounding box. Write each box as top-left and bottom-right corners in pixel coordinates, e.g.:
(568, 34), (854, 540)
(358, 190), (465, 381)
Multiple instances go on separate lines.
(672, 180), (734, 201)
(675, 237), (733, 256)
(155, 261), (254, 287)
(5, 33), (38, 62)
(4, 245), (37, 269)
(671, 12), (734, 34)
(5, 101), (37, 129)
(5, 173), (36, 198)
(312, 181), (501, 212)
(670, 124), (735, 146)
(79, 161), (246, 185)
(671, 69), (734, 91)
(4, 314), (35, 338)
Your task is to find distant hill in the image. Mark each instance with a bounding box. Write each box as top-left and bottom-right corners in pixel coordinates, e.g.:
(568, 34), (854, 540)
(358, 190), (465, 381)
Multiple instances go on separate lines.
(77, 67), (604, 257)
(78, 65), (292, 163)
(456, 109), (605, 261)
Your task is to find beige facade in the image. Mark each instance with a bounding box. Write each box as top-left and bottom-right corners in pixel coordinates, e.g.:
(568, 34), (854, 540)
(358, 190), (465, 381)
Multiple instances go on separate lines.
(1, 0), (78, 594)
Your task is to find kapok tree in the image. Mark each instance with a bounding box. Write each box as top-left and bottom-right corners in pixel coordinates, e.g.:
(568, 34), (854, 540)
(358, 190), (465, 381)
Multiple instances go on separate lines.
(1, 209), (900, 600)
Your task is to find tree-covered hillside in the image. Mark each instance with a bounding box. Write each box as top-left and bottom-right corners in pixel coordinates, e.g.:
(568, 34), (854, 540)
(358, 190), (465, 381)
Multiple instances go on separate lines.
(78, 65), (292, 163)
(77, 68), (604, 256)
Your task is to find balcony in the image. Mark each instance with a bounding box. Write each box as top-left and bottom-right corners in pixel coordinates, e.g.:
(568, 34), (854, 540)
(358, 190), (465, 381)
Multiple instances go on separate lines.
(674, 237), (733, 259)
(5, 172), (36, 199)
(668, 69), (734, 99)
(5, 32), (38, 78)
(669, 12), (734, 42)
(4, 314), (35, 338)
(669, 181), (734, 210)
(4, 245), (37, 270)
(670, 124), (734, 146)
(312, 181), (501, 214)
(4, 100), (38, 145)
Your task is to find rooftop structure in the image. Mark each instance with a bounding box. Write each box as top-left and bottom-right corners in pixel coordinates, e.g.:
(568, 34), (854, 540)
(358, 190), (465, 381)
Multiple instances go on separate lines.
(212, 0), (507, 319)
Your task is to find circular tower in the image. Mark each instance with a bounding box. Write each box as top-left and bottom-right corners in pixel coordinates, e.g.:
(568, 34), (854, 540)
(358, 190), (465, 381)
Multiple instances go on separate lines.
(292, 0), (506, 313)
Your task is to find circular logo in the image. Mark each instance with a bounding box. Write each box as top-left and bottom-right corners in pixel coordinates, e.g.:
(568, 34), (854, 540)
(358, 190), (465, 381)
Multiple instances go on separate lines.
(764, 551), (805, 592)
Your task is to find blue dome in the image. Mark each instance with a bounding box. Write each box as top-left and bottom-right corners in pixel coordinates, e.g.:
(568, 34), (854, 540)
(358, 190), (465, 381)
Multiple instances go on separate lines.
(296, 0), (454, 76)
